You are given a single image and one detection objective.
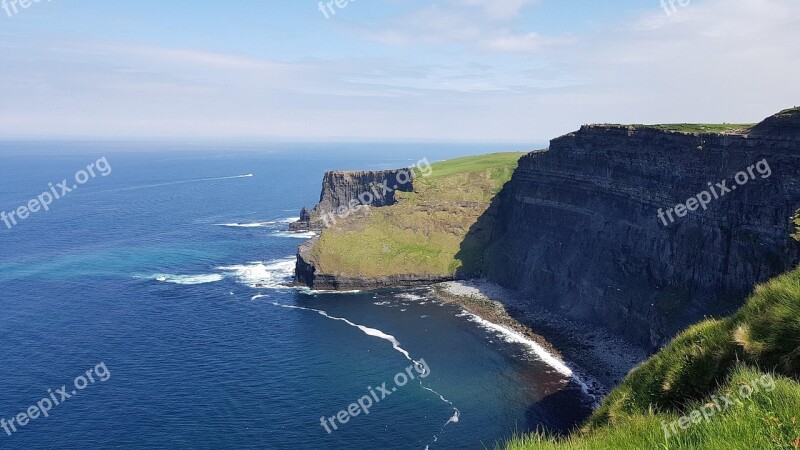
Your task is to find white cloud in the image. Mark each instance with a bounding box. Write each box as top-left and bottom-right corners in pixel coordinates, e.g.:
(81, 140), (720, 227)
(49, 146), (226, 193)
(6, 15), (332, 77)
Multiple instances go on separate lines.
(455, 0), (540, 19)
(0, 0), (798, 142)
(480, 32), (545, 53)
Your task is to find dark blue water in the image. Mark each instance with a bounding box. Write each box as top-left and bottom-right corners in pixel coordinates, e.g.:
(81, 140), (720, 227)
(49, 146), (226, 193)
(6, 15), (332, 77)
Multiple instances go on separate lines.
(0, 142), (591, 449)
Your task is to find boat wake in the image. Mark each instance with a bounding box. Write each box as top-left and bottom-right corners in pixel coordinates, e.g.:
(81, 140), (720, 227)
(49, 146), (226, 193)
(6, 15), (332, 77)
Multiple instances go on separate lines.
(94, 173), (254, 194)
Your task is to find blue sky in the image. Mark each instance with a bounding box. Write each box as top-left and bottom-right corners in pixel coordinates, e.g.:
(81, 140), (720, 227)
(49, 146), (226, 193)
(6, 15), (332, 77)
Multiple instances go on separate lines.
(0, 0), (798, 141)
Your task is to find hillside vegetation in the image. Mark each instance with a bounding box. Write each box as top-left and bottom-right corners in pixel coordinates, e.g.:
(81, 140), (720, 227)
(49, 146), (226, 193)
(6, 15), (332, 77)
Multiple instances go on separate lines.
(309, 152), (525, 278)
(642, 123), (756, 134)
(506, 263), (800, 450)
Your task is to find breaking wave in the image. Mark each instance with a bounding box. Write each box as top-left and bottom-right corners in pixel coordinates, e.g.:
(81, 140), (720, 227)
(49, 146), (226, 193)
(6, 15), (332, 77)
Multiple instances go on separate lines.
(218, 257), (296, 289)
(272, 231), (318, 239)
(149, 273), (225, 285)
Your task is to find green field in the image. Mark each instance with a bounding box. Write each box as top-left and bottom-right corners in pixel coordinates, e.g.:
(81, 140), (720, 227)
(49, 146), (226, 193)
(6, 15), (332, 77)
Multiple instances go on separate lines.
(505, 264), (800, 450)
(641, 123), (756, 134)
(309, 152), (526, 278)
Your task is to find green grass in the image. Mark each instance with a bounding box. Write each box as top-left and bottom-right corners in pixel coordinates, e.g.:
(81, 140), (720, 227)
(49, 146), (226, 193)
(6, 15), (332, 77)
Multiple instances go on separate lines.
(505, 266), (800, 450)
(505, 365), (800, 450)
(418, 152), (529, 181)
(792, 210), (799, 242)
(641, 124), (756, 134)
(310, 152), (525, 278)
(777, 107), (800, 116)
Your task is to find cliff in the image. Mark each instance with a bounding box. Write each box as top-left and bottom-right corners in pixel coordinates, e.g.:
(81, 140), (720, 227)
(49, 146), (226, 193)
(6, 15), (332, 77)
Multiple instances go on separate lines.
(483, 109), (800, 348)
(289, 169), (414, 231)
(293, 153), (525, 290)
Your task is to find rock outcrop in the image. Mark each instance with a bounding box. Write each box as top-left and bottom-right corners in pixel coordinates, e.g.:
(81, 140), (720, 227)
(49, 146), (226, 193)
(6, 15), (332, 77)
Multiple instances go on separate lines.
(483, 109), (800, 349)
(289, 169), (414, 231)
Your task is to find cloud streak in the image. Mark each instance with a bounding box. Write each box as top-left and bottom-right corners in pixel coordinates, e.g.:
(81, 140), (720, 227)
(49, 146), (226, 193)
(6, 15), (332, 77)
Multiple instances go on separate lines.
(0, 0), (797, 142)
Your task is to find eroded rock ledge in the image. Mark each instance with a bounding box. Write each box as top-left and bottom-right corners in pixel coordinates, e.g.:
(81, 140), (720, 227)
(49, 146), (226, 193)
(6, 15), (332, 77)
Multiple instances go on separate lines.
(289, 169), (413, 231)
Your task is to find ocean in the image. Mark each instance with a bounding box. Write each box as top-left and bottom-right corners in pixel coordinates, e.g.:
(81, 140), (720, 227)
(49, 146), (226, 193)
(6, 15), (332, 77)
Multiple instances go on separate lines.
(0, 142), (592, 449)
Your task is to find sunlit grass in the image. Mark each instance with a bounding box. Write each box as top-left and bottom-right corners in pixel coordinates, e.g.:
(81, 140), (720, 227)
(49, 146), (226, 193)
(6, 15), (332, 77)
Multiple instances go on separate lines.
(311, 152), (525, 278)
(506, 266), (800, 450)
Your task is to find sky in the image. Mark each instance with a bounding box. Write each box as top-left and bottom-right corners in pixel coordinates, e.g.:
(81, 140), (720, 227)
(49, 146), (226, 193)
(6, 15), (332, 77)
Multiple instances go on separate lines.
(0, 0), (798, 142)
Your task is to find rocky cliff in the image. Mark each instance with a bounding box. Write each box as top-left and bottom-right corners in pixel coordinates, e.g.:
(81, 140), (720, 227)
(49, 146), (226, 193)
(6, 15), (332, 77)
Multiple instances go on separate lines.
(290, 169), (414, 231)
(484, 109), (800, 349)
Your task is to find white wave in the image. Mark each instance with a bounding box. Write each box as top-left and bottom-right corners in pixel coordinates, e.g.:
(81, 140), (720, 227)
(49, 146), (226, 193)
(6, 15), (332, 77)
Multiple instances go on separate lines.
(218, 217), (303, 230)
(396, 293), (426, 301)
(459, 309), (595, 401)
(217, 222), (275, 228)
(150, 273), (224, 285)
(300, 288), (362, 295)
(263, 298), (460, 444)
(218, 258), (295, 289)
(272, 231), (318, 239)
(461, 310), (573, 376)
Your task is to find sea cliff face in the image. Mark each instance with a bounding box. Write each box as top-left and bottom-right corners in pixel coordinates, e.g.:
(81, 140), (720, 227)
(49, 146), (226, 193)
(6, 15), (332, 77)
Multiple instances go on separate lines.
(290, 169), (413, 231)
(485, 111), (800, 348)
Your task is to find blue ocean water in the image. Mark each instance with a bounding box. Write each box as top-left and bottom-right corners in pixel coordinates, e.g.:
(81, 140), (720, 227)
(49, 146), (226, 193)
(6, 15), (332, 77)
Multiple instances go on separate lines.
(0, 142), (591, 449)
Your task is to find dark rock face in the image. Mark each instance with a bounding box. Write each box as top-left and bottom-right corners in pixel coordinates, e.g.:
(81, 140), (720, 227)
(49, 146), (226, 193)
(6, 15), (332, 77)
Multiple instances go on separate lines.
(289, 169), (414, 231)
(484, 111), (800, 349)
(751, 107), (800, 140)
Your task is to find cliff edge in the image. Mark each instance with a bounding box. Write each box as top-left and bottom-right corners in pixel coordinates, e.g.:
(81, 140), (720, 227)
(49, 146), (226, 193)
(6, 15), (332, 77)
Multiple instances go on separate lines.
(484, 109), (800, 348)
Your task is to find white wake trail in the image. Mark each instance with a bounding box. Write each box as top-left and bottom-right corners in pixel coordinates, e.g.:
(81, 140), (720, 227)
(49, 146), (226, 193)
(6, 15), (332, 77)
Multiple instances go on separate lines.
(93, 173), (254, 194)
(254, 295), (460, 448)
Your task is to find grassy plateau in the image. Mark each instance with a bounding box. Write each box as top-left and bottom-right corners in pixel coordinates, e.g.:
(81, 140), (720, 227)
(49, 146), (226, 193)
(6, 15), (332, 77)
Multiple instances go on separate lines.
(309, 152), (525, 278)
(641, 123), (756, 134)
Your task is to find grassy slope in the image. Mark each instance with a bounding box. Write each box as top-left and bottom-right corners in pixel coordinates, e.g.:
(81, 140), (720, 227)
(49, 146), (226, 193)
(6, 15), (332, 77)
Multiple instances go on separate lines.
(641, 123), (756, 134)
(506, 265), (800, 450)
(310, 152), (525, 278)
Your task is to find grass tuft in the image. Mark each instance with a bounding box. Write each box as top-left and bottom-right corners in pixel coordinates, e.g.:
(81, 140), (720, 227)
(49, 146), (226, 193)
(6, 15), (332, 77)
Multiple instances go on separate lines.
(505, 265), (800, 449)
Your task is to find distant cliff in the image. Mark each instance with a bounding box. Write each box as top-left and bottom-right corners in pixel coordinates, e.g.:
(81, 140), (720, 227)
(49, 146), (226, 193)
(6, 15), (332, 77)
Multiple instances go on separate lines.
(290, 109), (800, 349)
(292, 153), (525, 290)
(290, 169), (414, 231)
(484, 108), (800, 348)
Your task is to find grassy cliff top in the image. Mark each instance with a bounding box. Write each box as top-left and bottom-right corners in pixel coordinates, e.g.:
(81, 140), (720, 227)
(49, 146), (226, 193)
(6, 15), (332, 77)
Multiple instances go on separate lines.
(506, 264), (800, 449)
(308, 152), (526, 278)
(641, 123), (756, 134)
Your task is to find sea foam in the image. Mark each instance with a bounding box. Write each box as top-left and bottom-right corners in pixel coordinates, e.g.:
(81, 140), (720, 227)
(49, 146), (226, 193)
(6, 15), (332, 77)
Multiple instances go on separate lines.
(271, 231), (318, 239)
(150, 274), (225, 285)
(217, 222), (275, 228)
(218, 257), (296, 289)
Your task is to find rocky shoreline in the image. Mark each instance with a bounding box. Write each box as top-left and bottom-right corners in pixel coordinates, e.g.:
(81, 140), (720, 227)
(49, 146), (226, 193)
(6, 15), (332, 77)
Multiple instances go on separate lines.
(432, 279), (649, 397)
